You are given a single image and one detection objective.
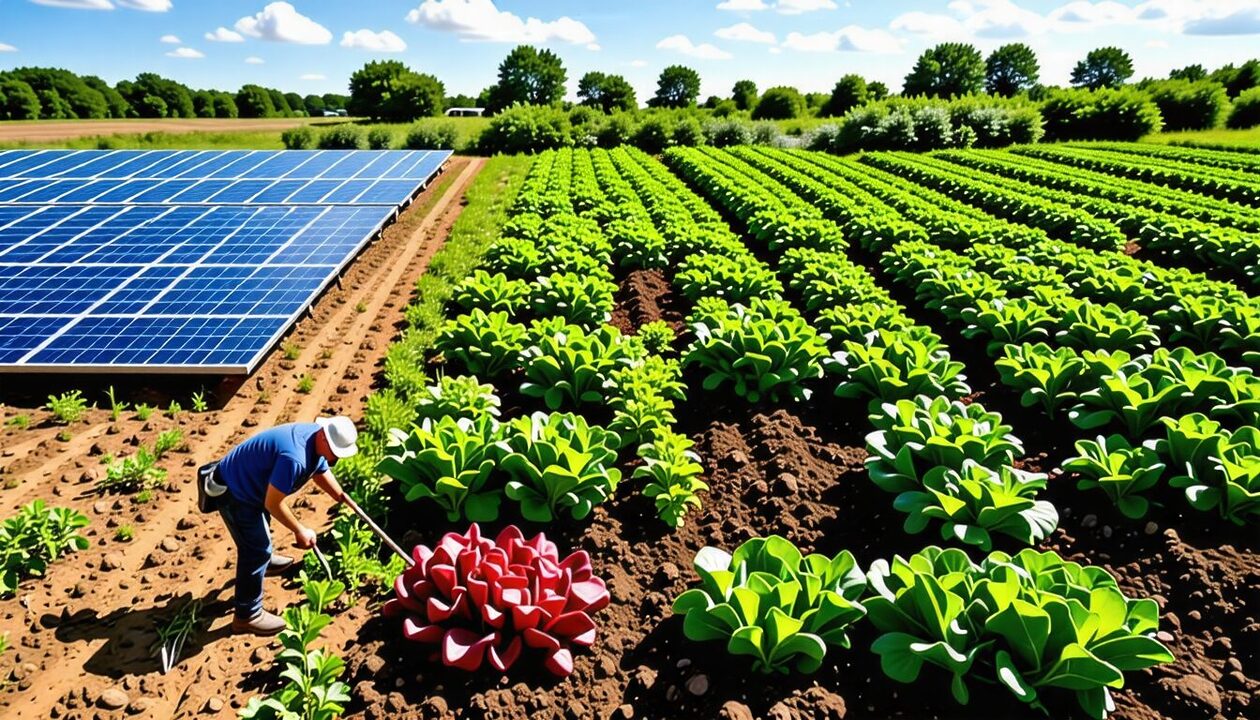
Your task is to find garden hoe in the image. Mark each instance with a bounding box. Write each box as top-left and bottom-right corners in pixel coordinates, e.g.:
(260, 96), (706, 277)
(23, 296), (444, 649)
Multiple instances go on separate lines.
(311, 495), (414, 575)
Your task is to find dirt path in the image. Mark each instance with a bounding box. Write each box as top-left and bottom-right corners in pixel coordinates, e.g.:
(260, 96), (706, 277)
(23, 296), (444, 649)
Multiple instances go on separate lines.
(0, 157), (483, 719)
(0, 118), (337, 143)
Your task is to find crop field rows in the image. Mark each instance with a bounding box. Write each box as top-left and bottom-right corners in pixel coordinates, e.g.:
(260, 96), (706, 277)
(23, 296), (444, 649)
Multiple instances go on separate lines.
(0, 141), (1256, 720)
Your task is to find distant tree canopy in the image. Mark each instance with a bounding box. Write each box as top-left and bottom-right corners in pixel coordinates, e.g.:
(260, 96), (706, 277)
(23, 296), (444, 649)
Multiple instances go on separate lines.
(820, 74), (868, 118)
(235, 84), (276, 118)
(0, 79), (42, 120)
(649, 65), (701, 108)
(732, 79), (758, 111)
(868, 81), (889, 101)
(752, 85), (805, 120)
(904, 43), (986, 97)
(577, 71), (638, 113)
(985, 43), (1040, 97)
(484, 45), (567, 113)
(348, 60), (444, 121)
(1169, 64), (1207, 82)
(1072, 47), (1134, 90)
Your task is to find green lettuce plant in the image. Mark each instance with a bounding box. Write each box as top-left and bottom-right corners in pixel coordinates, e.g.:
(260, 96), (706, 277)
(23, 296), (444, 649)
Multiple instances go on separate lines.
(376, 416), (502, 522)
(636, 428), (707, 528)
(497, 412), (622, 522)
(436, 310), (527, 378)
(1063, 435), (1165, 519)
(832, 333), (970, 409)
(452, 270), (530, 314)
(672, 536), (867, 674)
(413, 375), (502, 423)
(530, 272), (617, 328)
(1158, 415), (1260, 525)
(994, 343), (1089, 419)
(520, 324), (641, 410)
(675, 253), (785, 304)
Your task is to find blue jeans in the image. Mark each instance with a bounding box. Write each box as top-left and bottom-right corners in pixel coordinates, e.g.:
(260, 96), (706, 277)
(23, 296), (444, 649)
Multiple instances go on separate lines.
(218, 494), (272, 620)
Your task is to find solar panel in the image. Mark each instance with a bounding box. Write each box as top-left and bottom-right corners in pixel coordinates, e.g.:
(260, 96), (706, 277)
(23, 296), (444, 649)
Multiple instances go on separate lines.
(0, 149), (451, 374)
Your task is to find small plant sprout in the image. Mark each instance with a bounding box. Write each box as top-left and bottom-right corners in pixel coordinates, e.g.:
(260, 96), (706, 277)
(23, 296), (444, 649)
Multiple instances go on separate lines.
(4, 415), (30, 430)
(256, 390), (271, 405)
(155, 599), (203, 674)
(297, 374), (314, 394)
(101, 448), (167, 493)
(115, 525), (134, 542)
(153, 429), (184, 459)
(320, 348), (334, 361)
(136, 489), (154, 504)
(165, 400), (182, 419)
(134, 403), (155, 421)
(105, 386), (128, 423)
(57, 430), (72, 442)
(191, 390), (208, 413)
(46, 390), (89, 425)
(355, 300), (367, 313)
(99, 453), (115, 465)
(283, 342), (301, 361)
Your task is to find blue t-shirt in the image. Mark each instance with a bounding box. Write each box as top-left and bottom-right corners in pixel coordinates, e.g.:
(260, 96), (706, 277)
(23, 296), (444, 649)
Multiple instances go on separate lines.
(218, 423), (329, 507)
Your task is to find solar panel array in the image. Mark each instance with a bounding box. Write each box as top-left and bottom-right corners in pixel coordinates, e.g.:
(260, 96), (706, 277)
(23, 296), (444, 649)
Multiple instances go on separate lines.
(0, 149), (450, 374)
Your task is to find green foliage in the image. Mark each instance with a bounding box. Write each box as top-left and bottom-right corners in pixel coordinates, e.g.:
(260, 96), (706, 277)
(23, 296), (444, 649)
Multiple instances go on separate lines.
(636, 321), (676, 355)
(904, 43), (986, 98)
(1227, 87), (1260, 129)
(820, 74), (868, 118)
(636, 428), (707, 528)
(986, 44), (1040, 97)
(685, 298), (829, 404)
(348, 60), (444, 121)
(46, 390), (88, 425)
(866, 546), (1173, 718)
(1143, 79), (1229, 131)
(0, 501), (90, 597)
(832, 331), (970, 409)
(530, 272), (616, 328)
(1158, 415), (1260, 525)
(153, 429), (184, 459)
(672, 536), (867, 673)
(281, 126), (315, 150)
(498, 412), (622, 522)
(404, 120), (461, 150)
(1040, 87), (1163, 141)
(367, 127), (394, 150)
(1072, 47), (1135, 90)
(650, 65), (702, 108)
(317, 125), (367, 150)
(101, 447), (167, 493)
(436, 310), (527, 378)
(479, 103), (572, 154)
(811, 96), (1043, 154)
(675, 253), (784, 304)
(377, 416), (502, 522)
(166, 400), (182, 419)
(484, 45), (568, 113)
(191, 391), (208, 413)
(105, 386), (127, 423)
(995, 343), (1090, 419)
(520, 323), (641, 411)
(752, 86), (806, 120)
(134, 403), (155, 421)
(5, 414), (30, 430)
(577, 71), (638, 113)
(1064, 435), (1165, 519)
(413, 375), (501, 423)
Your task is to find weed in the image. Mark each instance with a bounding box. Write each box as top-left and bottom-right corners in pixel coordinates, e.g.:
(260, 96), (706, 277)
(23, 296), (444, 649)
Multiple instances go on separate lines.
(46, 391), (88, 425)
(101, 448), (167, 493)
(105, 386), (128, 423)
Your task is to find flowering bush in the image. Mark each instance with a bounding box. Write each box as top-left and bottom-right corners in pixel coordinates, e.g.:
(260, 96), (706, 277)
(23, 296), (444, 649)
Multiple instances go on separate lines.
(383, 524), (610, 677)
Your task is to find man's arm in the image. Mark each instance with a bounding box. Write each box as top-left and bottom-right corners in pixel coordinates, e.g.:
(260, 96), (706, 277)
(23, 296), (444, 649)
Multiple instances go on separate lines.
(264, 484), (316, 548)
(311, 469), (348, 504)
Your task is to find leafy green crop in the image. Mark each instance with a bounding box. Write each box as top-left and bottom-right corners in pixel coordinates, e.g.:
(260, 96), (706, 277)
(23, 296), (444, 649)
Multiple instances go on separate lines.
(497, 412), (622, 522)
(833, 332), (970, 409)
(519, 323), (642, 411)
(530, 272), (617, 328)
(673, 536), (866, 674)
(413, 375), (502, 423)
(894, 461), (1058, 550)
(635, 428), (707, 527)
(0, 501), (90, 597)
(1063, 435), (1165, 519)
(436, 310), (528, 378)
(1158, 414), (1260, 525)
(45, 390), (89, 425)
(866, 546), (1173, 719)
(995, 343), (1090, 419)
(675, 252), (784, 304)
(377, 416), (502, 522)
(452, 270), (530, 314)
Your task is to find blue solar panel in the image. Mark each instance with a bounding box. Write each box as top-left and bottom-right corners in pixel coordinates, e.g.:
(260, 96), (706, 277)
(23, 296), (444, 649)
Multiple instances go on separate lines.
(0, 149), (450, 373)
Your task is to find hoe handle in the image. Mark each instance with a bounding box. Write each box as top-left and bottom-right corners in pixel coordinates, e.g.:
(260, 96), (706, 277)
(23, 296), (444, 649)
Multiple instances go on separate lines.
(342, 494), (414, 567)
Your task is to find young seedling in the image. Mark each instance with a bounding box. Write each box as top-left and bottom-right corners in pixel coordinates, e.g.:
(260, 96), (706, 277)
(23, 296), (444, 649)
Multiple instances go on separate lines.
(115, 525), (134, 542)
(354, 301), (367, 314)
(154, 599), (203, 674)
(165, 400), (182, 420)
(190, 390), (208, 413)
(46, 391), (88, 425)
(320, 348), (334, 361)
(296, 374), (314, 394)
(134, 403), (155, 421)
(105, 386), (128, 423)
(99, 453), (115, 465)
(5, 415), (30, 430)
(282, 342), (301, 361)
(100, 448), (167, 493)
(135, 489), (154, 504)
(256, 390), (271, 405)
(153, 429), (184, 459)
(57, 430), (72, 442)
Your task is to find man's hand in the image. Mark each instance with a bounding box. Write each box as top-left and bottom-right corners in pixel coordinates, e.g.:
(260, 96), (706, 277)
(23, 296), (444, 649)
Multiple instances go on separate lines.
(294, 526), (317, 549)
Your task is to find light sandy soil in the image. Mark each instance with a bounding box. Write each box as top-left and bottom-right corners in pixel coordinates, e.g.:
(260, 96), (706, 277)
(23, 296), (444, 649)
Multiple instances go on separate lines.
(0, 118), (341, 143)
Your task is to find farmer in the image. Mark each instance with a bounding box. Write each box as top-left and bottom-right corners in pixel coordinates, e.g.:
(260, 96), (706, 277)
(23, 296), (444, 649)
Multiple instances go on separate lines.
(197, 417), (357, 636)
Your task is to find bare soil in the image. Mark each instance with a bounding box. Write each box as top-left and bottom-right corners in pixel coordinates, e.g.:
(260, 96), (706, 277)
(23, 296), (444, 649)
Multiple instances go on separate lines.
(0, 118), (337, 144)
(0, 157), (483, 718)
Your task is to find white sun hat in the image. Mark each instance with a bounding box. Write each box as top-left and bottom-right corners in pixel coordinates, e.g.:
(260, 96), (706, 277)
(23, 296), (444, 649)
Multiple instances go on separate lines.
(315, 416), (359, 458)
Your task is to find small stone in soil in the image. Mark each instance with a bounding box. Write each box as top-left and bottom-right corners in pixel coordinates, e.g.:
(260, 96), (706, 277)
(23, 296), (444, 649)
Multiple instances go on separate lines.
(1082, 514), (1098, 528)
(204, 697), (223, 713)
(676, 658), (691, 669)
(687, 674), (710, 696)
(720, 701), (755, 720)
(1144, 521), (1158, 534)
(98, 688), (129, 710)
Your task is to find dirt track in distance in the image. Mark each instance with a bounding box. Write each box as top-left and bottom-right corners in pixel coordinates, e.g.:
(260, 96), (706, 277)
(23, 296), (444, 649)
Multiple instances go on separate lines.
(0, 118), (340, 143)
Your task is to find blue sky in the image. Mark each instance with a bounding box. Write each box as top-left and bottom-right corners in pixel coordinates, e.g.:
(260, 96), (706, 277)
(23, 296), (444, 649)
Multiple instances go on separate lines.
(1, 1), (1259, 100)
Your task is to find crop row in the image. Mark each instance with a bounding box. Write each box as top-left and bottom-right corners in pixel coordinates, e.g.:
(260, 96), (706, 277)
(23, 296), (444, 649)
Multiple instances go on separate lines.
(1076, 142), (1260, 174)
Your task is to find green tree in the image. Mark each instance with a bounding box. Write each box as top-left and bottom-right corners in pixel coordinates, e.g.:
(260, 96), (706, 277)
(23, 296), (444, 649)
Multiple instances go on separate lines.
(348, 60), (443, 121)
(1225, 59), (1260, 98)
(444, 93), (479, 110)
(1071, 47), (1134, 90)
(903, 43), (985, 97)
(136, 94), (168, 118)
(752, 85), (804, 119)
(0, 79), (41, 120)
(121, 73), (194, 118)
(322, 93), (348, 110)
(732, 79), (758, 111)
(5, 67), (108, 119)
(577, 71), (637, 113)
(82, 75), (130, 118)
(192, 90), (216, 118)
(868, 81), (889, 101)
(36, 87), (71, 118)
(985, 43), (1040, 97)
(820, 74), (868, 117)
(1169, 64), (1207, 82)
(649, 65), (701, 108)
(484, 45), (567, 113)
(235, 84), (276, 118)
(303, 93), (325, 116)
(268, 89), (292, 117)
(212, 92), (238, 118)
(284, 92), (305, 116)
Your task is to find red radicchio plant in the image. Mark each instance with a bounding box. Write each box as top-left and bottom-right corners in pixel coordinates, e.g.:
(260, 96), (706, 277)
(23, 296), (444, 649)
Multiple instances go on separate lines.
(382, 524), (610, 677)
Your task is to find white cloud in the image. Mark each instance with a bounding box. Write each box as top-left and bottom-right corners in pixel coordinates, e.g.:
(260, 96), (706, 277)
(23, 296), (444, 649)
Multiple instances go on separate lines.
(716, 0), (768, 10)
(776, 0), (837, 14)
(300, 73), (326, 80)
(1184, 6), (1260, 34)
(116, 0), (170, 10)
(1146, 38), (1169, 47)
(406, 0), (596, 45)
(1050, 1), (1133, 24)
(783, 25), (901, 53)
(30, 0), (113, 9)
(956, 0), (1047, 38)
(629, 59), (648, 67)
(340, 29), (407, 52)
(235, 1), (332, 45)
(656, 34), (733, 60)
(165, 46), (204, 58)
(715, 22), (776, 43)
(245, 55), (265, 64)
(159, 33), (180, 43)
(0, 42), (16, 52)
(890, 11), (965, 37)
(205, 26), (244, 42)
